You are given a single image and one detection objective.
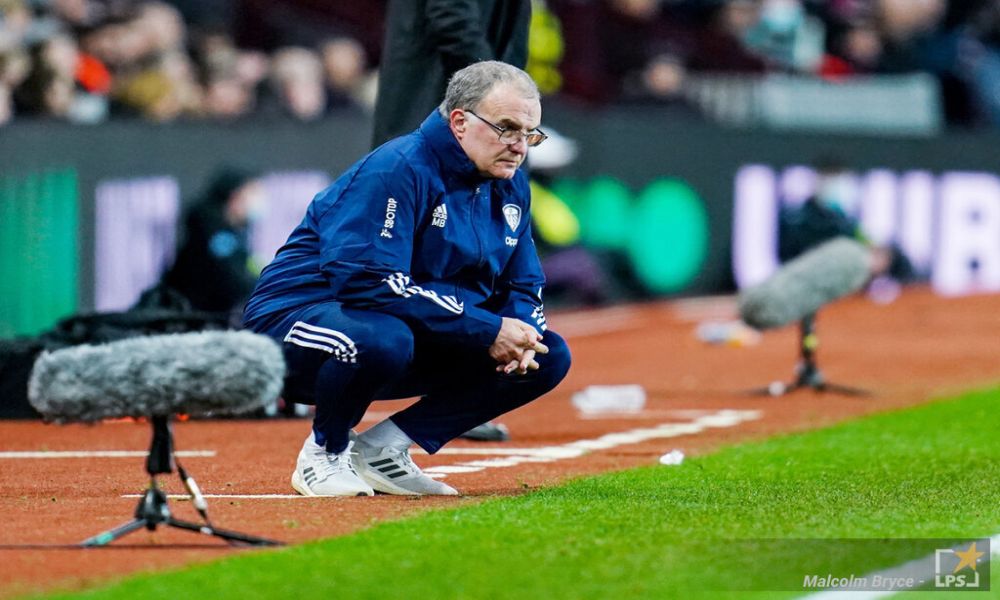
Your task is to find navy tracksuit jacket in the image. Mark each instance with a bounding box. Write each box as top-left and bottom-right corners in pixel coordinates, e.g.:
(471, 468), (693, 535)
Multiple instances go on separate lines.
(244, 111), (571, 453)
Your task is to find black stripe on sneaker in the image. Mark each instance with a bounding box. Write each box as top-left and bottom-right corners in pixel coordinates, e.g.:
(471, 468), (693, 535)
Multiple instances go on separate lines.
(386, 471), (407, 479)
(377, 464), (400, 473)
(369, 459), (395, 468)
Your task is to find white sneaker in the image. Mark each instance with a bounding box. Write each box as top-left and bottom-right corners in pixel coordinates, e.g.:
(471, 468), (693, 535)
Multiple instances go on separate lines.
(290, 434), (374, 497)
(352, 437), (459, 496)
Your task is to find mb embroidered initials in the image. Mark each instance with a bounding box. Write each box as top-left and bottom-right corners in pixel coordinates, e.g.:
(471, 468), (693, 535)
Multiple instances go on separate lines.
(432, 204), (448, 228)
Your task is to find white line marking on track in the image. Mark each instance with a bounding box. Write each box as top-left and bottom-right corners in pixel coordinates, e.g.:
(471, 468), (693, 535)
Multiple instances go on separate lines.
(797, 534), (1000, 599)
(123, 494), (309, 500)
(422, 409), (759, 478)
(418, 447), (588, 458)
(577, 409), (716, 420)
(0, 450), (215, 459)
(119, 409), (759, 499)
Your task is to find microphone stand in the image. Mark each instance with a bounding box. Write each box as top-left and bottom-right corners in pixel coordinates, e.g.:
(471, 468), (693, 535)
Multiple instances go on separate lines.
(749, 313), (870, 398)
(81, 415), (282, 547)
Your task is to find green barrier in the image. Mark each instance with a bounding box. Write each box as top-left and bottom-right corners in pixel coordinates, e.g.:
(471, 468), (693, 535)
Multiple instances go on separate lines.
(575, 176), (632, 249)
(0, 170), (78, 337)
(547, 178), (582, 212)
(626, 179), (708, 293)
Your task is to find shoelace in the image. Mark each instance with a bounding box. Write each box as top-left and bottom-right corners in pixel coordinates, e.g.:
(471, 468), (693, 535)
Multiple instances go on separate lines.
(311, 440), (358, 480)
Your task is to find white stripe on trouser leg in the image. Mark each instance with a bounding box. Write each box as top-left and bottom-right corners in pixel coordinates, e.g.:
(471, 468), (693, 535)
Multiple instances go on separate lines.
(289, 321), (358, 354)
(284, 322), (358, 363)
(285, 333), (354, 363)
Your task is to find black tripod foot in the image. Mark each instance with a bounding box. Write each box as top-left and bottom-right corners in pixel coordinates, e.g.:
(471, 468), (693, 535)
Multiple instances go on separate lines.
(82, 482), (282, 547)
(745, 378), (871, 398)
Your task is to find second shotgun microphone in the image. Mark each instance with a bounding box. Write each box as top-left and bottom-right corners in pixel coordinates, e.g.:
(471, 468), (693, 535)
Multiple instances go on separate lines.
(739, 237), (871, 331)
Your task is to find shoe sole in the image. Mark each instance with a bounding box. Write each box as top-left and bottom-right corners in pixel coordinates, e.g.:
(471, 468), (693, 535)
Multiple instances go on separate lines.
(357, 469), (421, 495)
(291, 470), (374, 497)
(356, 466), (459, 496)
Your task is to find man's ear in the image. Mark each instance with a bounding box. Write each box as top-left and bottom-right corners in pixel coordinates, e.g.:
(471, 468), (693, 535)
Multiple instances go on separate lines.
(449, 109), (467, 139)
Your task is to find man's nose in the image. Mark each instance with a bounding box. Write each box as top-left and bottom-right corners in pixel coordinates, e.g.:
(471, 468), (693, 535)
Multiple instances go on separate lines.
(508, 137), (528, 154)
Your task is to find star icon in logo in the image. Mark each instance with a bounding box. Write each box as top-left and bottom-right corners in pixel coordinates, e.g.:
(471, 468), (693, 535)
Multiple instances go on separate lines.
(952, 542), (985, 574)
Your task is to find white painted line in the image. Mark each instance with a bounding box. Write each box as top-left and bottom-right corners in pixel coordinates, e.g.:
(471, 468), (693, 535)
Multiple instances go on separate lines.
(577, 409), (714, 420)
(125, 409), (760, 498)
(123, 494), (308, 500)
(420, 465), (484, 474)
(798, 534), (1000, 599)
(422, 409), (760, 478)
(0, 450), (216, 459)
(422, 447), (587, 458)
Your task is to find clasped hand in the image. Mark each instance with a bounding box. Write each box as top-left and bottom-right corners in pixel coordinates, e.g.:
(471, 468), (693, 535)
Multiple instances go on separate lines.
(489, 317), (549, 375)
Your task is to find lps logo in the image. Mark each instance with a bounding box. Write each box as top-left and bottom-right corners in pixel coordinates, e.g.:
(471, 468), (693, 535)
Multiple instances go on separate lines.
(381, 197), (397, 238)
(934, 541), (986, 589)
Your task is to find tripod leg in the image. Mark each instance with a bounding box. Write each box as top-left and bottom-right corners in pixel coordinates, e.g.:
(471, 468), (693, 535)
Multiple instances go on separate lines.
(81, 518), (149, 547)
(743, 313), (872, 398)
(818, 382), (871, 397)
(165, 517), (283, 546)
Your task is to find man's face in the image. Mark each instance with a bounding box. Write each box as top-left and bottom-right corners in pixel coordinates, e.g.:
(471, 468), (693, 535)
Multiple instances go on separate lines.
(450, 83), (541, 180)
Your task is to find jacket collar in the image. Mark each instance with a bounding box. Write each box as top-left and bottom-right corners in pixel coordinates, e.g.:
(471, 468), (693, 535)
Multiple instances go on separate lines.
(419, 110), (485, 183)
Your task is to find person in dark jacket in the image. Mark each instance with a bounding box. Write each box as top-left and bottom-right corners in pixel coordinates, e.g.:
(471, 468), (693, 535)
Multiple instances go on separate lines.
(244, 61), (571, 497)
(778, 158), (912, 281)
(370, 0), (530, 148)
(373, 0), (533, 441)
(162, 166), (264, 320)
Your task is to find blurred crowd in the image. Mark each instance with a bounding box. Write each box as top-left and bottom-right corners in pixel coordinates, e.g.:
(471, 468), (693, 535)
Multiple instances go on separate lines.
(0, 0), (382, 124)
(1, 0), (999, 128)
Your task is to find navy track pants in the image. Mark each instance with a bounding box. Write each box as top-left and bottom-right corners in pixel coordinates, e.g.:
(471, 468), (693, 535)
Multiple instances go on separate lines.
(247, 301), (571, 454)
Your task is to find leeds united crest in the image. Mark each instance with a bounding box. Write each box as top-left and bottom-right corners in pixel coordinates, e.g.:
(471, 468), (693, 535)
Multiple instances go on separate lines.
(502, 204), (521, 232)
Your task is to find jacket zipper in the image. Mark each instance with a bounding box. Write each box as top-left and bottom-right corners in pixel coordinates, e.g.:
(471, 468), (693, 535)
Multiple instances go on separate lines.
(471, 185), (486, 268)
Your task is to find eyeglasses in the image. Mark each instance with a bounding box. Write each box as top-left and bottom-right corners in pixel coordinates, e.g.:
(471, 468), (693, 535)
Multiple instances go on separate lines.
(466, 110), (548, 147)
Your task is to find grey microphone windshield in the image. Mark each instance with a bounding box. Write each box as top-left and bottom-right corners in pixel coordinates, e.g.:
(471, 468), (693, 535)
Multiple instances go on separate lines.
(739, 237), (871, 330)
(28, 331), (285, 422)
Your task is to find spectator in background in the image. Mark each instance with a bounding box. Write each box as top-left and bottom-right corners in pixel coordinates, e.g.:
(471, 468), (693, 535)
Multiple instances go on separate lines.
(0, 0), (32, 51)
(232, 0), (385, 66)
(778, 157), (859, 264)
(821, 12), (885, 76)
(161, 165), (265, 323)
(14, 35), (76, 119)
(742, 0), (825, 72)
(370, 0), (531, 148)
(778, 157), (912, 294)
(601, 0), (692, 102)
(196, 31), (265, 119)
(12, 30), (108, 122)
(319, 36), (374, 110)
(264, 46), (326, 121)
(555, 0), (765, 85)
(949, 1), (1000, 127)
(687, 0), (771, 73)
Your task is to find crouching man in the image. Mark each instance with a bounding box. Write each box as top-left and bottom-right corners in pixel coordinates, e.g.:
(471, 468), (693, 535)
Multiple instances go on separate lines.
(243, 61), (571, 496)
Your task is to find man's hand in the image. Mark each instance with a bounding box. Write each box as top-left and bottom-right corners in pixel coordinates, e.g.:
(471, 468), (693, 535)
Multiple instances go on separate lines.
(489, 317), (548, 374)
(496, 349), (539, 375)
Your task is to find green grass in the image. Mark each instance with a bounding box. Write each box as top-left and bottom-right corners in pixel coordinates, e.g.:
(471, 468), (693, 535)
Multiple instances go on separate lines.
(37, 387), (1000, 599)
